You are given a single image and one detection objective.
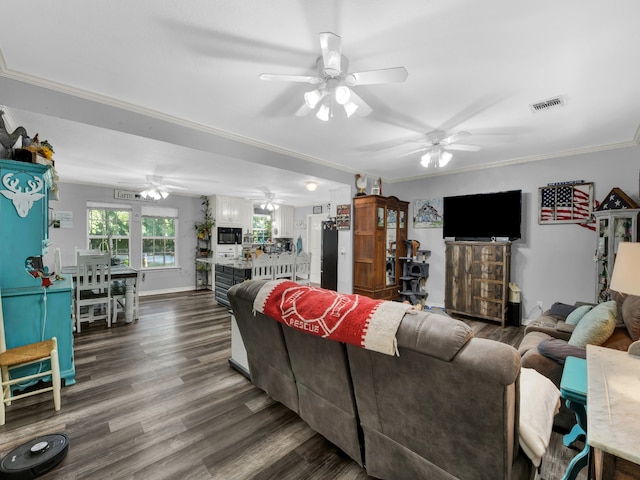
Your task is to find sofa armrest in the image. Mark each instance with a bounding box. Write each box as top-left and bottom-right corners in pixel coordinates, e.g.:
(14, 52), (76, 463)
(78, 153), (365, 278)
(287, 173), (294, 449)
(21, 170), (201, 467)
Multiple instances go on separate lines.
(524, 316), (573, 341)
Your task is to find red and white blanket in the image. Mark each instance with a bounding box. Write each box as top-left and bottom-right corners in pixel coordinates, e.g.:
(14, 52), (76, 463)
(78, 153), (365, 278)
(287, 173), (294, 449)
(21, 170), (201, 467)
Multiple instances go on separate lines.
(253, 280), (412, 356)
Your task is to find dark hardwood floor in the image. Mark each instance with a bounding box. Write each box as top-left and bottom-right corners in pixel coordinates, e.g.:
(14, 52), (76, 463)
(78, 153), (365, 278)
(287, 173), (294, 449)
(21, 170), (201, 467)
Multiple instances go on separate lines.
(0, 290), (585, 479)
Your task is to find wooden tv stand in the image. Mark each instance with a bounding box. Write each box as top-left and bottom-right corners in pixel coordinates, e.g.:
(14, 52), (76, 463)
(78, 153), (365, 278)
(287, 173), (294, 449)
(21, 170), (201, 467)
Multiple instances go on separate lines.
(444, 240), (511, 327)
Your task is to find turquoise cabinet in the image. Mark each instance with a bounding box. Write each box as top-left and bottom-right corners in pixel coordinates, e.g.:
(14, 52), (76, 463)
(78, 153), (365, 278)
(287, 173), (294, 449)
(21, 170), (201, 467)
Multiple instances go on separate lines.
(1, 278), (75, 387)
(0, 159), (52, 289)
(0, 158), (75, 389)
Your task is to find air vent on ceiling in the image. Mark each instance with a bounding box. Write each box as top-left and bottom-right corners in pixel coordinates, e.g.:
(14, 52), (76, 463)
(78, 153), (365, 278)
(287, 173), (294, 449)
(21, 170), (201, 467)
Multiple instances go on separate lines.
(530, 95), (566, 113)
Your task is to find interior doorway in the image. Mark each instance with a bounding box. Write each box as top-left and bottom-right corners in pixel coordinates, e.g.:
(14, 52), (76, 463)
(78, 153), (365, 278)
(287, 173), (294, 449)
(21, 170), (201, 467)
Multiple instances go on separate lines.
(307, 214), (325, 284)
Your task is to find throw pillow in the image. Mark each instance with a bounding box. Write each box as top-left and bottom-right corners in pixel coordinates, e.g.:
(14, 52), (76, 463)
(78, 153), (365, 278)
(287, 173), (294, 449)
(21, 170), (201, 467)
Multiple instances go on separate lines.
(537, 338), (586, 364)
(622, 295), (640, 341)
(565, 305), (593, 326)
(548, 302), (578, 319)
(568, 301), (617, 347)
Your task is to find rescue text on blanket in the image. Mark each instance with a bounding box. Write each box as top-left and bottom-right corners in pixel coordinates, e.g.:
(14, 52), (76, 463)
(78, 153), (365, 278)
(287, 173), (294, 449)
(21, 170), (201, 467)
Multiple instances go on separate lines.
(253, 280), (413, 356)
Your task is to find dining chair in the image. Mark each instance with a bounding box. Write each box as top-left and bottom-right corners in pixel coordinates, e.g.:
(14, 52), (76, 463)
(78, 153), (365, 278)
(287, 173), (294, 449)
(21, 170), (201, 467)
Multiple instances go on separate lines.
(75, 252), (112, 333)
(252, 253), (275, 280)
(54, 247), (62, 275)
(274, 252), (295, 280)
(294, 252), (312, 285)
(0, 289), (61, 425)
(74, 247), (101, 265)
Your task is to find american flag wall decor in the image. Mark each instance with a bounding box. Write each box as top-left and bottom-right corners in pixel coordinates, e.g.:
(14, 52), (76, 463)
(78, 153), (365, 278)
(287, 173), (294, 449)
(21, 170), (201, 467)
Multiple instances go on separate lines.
(539, 182), (594, 224)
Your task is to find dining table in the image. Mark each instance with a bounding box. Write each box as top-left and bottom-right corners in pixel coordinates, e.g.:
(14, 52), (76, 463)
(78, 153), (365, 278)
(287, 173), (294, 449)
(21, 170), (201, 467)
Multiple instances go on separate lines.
(61, 264), (140, 323)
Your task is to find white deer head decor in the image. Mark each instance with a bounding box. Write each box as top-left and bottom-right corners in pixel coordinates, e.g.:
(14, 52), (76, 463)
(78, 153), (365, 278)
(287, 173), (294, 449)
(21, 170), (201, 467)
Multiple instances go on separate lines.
(0, 173), (45, 217)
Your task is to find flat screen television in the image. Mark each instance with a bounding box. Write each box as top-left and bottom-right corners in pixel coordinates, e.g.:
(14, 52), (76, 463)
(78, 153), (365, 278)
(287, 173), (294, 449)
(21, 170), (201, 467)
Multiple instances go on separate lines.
(443, 189), (522, 241)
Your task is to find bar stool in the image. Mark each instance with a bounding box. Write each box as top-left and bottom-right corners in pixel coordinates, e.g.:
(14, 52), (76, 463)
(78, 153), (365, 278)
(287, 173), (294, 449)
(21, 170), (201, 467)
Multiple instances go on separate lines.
(560, 355), (589, 480)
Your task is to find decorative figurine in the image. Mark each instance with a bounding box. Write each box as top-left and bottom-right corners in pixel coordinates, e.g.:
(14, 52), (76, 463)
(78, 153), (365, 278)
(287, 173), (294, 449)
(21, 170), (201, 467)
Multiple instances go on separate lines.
(355, 174), (368, 196)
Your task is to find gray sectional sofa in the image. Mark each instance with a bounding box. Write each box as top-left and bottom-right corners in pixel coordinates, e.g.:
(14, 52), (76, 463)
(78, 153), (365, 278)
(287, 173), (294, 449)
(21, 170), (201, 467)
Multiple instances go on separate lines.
(228, 280), (542, 480)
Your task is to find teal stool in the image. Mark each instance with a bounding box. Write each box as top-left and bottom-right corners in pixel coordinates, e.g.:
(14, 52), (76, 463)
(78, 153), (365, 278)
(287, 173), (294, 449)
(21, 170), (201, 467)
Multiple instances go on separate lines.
(559, 356), (588, 480)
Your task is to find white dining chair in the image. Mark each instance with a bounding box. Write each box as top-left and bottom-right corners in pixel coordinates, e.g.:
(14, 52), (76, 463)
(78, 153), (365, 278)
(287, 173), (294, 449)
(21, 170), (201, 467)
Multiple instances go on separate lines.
(75, 252), (112, 333)
(252, 253), (275, 280)
(274, 252), (295, 280)
(294, 252), (312, 285)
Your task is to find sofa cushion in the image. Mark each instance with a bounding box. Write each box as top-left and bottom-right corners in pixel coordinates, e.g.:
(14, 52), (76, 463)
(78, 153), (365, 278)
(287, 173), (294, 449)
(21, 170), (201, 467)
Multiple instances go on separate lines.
(601, 326), (634, 351)
(549, 302), (578, 319)
(568, 301), (617, 347)
(622, 295), (640, 341)
(537, 338), (586, 364)
(565, 305), (593, 326)
(396, 311), (473, 361)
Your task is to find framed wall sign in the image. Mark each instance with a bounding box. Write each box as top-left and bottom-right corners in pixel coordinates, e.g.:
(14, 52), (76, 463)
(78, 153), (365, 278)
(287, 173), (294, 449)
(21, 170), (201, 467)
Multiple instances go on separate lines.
(313, 205), (322, 214)
(336, 204), (350, 230)
(538, 182), (594, 224)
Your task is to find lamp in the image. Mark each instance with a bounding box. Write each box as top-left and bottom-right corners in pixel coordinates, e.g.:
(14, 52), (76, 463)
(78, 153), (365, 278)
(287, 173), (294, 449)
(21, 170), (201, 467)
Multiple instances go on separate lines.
(610, 242), (640, 296)
(609, 242), (640, 355)
(305, 181), (318, 192)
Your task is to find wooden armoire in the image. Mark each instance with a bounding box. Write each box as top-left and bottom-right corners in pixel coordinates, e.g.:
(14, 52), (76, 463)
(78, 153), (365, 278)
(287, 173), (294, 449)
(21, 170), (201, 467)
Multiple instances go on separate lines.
(353, 195), (409, 300)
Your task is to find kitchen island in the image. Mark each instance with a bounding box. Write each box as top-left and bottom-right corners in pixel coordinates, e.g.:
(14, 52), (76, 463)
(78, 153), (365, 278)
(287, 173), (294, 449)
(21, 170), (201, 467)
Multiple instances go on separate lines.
(214, 259), (253, 309)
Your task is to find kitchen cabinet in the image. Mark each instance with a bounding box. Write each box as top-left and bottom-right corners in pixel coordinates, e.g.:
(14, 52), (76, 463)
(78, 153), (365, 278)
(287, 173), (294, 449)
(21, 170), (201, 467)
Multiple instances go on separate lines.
(445, 241), (511, 327)
(273, 205), (294, 238)
(594, 209), (639, 302)
(214, 195), (252, 228)
(353, 195), (409, 300)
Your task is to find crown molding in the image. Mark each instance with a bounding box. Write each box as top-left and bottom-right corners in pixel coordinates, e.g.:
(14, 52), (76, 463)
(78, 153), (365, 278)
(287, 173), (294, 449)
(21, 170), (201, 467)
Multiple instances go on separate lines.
(0, 48), (359, 177)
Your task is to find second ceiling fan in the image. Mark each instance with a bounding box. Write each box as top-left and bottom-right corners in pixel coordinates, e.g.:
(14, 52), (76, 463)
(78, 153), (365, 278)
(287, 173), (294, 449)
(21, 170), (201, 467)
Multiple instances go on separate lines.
(260, 32), (408, 121)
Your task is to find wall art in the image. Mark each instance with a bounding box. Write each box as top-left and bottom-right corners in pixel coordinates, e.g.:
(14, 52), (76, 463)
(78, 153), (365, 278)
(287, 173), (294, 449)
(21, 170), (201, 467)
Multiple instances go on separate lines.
(538, 181), (594, 224)
(413, 197), (443, 228)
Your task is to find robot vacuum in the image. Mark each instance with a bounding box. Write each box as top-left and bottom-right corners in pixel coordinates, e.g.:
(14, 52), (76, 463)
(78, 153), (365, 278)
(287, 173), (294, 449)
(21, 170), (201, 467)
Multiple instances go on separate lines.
(0, 433), (69, 479)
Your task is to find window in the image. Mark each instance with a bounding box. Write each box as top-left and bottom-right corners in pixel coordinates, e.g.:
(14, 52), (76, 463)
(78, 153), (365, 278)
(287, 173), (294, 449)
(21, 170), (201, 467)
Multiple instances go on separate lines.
(252, 213), (272, 243)
(87, 204), (131, 265)
(141, 206), (178, 268)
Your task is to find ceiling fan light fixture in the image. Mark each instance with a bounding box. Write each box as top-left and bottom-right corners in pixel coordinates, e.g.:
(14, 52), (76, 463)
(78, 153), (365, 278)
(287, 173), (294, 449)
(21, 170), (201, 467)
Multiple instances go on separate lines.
(334, 85), (351, 105)
(160, 190), (169, 199)
(439, 151), (453, 167)
(316, 102), (331, 121)
(343, 100), (358, 118)
(304, 89), (325, 109)
(305, 181), (318, 191)
(420, 152), (432, 168)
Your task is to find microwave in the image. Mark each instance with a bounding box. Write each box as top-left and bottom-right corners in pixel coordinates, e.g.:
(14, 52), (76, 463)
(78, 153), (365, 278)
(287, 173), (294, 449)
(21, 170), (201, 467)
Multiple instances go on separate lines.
(217, 227), (242, 245)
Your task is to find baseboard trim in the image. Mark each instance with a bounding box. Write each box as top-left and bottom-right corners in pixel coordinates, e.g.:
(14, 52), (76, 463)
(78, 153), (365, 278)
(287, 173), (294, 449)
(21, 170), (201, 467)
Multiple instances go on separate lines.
(139, 286), (208, 297)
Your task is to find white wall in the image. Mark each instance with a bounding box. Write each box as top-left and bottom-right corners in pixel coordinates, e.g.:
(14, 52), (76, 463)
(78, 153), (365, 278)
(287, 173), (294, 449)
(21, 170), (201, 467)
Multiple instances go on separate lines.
(385, 145), (640, 319)
(47, 182), (202, 295)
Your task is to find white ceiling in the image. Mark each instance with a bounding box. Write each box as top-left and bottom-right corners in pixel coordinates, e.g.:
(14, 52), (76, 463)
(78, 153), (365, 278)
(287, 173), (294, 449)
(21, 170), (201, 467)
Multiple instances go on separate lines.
(1, 0), (639, 207)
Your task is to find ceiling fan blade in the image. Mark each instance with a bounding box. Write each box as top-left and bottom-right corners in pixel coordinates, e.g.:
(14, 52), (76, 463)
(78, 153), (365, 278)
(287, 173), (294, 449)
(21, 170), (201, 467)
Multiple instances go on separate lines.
(295, 103), (313, 117)
(348, 89), (373, 117)
(346, 67), (408, 86)
(441, 131), (471, 145)
(319, 32), (342, 75)
(445, 144), (481, 152)
(259, 73), (323, 84)
(400, 147), (430, 157)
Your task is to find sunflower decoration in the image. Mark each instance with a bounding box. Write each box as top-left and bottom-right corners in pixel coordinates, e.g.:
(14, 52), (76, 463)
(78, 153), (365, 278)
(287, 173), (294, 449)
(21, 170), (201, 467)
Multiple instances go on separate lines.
(40, 139), (55, 159)
(24, 133), (55, 159)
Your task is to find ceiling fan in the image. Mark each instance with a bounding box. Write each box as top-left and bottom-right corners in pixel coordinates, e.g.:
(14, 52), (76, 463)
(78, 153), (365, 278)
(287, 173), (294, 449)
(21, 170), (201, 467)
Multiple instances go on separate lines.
(247, 193), (284, 211)
(259, 32), (408, 121)
(402, 131), (481, 168)
(120, 175), (187, 200)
